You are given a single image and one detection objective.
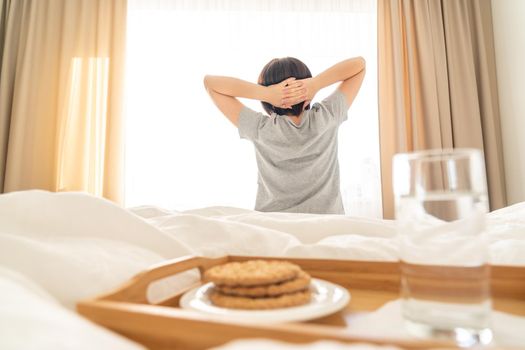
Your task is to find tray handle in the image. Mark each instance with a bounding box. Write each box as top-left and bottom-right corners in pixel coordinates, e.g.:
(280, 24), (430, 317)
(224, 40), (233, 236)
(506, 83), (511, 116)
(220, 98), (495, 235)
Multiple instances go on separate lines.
(98, 255), (228, 304)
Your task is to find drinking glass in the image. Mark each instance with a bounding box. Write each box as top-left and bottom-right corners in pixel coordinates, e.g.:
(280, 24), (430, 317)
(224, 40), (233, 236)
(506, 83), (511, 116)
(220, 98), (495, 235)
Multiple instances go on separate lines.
(393, 148), (492, 346)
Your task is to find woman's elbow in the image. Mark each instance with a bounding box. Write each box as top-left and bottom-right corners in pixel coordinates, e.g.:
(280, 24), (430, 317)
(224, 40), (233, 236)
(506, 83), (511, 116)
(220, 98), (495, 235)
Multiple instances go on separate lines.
(203, 75), (220, 93)
(357, 56), (366, 71)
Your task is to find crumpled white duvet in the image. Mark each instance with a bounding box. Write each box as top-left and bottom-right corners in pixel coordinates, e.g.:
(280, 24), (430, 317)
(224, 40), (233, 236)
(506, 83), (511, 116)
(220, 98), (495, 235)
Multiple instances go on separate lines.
(0, 190), (524, 350)
(131, 197), (525, 266)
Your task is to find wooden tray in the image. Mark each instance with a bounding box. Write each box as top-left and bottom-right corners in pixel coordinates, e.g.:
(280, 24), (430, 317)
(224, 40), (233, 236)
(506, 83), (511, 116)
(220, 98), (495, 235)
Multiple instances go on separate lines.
(77, 256), (525, 349)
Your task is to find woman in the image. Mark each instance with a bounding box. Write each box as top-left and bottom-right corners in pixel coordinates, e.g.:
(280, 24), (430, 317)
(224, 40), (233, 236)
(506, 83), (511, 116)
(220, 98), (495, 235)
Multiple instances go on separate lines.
(204, 57), (365, 214)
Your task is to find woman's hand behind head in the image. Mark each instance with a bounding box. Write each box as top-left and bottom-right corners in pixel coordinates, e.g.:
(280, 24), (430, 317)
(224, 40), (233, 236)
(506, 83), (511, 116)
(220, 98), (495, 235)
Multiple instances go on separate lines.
(293, 77), (319, 108)
(265, 78), (307, 110)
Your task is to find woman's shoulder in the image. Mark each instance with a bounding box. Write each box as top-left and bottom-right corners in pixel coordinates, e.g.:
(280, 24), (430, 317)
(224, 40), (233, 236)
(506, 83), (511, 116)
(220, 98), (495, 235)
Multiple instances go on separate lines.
(309, 91), (348, 125)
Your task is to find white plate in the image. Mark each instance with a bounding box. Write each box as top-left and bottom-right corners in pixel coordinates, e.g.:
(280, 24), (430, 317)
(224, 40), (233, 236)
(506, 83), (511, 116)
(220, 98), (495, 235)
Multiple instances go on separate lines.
(179, 278), (350, 323)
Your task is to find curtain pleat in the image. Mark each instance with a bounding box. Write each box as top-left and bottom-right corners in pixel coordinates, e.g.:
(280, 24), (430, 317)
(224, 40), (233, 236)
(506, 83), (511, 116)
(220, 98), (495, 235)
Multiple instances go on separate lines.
(0, 0), (127, 203)
(378, 0), (506, 218)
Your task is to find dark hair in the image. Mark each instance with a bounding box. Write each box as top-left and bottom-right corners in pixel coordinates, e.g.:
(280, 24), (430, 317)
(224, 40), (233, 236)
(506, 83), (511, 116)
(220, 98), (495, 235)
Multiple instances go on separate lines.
(258, 57), (312, 116)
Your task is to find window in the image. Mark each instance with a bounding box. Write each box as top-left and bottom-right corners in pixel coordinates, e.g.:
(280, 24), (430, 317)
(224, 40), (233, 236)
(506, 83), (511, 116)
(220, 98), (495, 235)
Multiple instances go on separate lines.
(125, 0), (381, 217)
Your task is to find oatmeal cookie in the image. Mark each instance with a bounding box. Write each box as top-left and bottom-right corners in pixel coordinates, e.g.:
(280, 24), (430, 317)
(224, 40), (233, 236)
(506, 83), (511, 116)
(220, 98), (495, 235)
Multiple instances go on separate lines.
(204, 260), (301, 287)
(215, 270), (311, 297)
(209, 289), (311, 309)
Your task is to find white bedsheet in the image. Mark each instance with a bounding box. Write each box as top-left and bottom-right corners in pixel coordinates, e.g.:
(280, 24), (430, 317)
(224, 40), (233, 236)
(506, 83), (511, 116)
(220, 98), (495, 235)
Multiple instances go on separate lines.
(0, 266), (146, 350)
(130, 199), (525, 265)
(0, 190), (524, 349)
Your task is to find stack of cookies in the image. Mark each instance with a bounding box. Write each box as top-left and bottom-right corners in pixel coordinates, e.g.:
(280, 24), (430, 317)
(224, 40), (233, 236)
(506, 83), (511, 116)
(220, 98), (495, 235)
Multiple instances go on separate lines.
(204, 260), (312, 310)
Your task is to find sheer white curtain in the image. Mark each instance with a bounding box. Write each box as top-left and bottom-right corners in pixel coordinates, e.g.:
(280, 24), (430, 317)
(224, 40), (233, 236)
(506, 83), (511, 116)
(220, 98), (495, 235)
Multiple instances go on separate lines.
(125, 0), (381, 217)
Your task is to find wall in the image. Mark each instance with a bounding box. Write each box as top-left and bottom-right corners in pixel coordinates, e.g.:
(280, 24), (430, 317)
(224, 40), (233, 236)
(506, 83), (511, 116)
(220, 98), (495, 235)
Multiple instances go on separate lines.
(492, 0), (525, 205)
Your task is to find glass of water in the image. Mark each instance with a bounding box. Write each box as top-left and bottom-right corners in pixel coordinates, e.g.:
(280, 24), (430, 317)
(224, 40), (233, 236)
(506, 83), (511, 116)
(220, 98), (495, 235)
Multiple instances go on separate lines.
(393, 148), (492, 346)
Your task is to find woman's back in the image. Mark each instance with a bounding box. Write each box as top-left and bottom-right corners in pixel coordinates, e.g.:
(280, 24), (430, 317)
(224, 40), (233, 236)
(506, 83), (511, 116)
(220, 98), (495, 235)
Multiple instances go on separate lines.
(239, 91), (349, 214)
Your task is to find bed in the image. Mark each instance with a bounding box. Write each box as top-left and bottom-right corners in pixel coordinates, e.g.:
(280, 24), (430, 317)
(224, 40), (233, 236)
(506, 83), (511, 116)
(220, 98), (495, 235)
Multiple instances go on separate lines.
(1, 190), (524, 349)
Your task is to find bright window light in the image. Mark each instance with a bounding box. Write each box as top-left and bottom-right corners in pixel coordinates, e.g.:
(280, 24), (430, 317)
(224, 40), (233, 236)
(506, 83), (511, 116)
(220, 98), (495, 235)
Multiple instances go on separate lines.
(124, 0), (382, 217)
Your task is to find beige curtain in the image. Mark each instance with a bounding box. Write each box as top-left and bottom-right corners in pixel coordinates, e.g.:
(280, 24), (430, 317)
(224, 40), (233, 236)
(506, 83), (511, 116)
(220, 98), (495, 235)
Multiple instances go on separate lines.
(0, 0), (127, 203)
(378, 0), (507, 218)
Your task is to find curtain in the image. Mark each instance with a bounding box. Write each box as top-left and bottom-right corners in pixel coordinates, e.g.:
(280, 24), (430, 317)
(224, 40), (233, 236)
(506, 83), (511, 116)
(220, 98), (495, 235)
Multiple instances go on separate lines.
(125, 0), (381, 216)
(0, 0), (14, 194)
(378, 0), (507, 218)
(0, 0), (127, 203)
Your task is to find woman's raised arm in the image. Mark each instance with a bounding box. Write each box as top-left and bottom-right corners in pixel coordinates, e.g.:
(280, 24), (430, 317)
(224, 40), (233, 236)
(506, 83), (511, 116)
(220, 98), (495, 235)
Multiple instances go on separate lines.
(300, 57), (366, 107)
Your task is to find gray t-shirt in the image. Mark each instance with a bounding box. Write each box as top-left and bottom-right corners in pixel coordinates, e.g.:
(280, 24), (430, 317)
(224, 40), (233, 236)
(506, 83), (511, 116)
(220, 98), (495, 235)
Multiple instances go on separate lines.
(238, 90), (349, 214)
